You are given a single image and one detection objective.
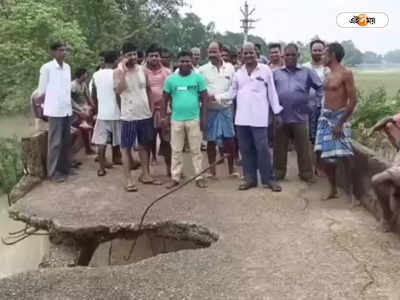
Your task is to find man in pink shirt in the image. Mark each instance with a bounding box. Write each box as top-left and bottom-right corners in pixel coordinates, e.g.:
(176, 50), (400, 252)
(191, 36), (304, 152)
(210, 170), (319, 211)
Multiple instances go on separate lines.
(145, 44), (172, 176)
(223, 42), (284, 191)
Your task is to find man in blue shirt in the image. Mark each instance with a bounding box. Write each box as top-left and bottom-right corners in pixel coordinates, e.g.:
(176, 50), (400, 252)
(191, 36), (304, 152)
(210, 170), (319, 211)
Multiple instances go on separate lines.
(273, 43), (323, 182)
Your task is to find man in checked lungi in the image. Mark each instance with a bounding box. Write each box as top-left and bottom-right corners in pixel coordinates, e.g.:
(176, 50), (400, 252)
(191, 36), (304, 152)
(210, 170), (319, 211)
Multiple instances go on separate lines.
(314, 42), (359, 205)
(199, 41), (239, 179)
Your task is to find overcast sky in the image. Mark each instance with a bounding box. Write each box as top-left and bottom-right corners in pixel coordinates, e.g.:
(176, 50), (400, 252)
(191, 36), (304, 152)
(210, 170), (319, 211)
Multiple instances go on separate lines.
(180, 0), (398, 54)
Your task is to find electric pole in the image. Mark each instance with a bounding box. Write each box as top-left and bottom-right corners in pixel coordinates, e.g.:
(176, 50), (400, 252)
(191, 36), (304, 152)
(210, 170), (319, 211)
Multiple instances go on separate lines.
(240, 1), (258, 44)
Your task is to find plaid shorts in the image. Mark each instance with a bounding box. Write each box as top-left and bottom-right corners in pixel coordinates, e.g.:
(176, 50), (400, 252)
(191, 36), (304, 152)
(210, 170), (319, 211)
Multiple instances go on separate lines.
(120, 118), (154, 149)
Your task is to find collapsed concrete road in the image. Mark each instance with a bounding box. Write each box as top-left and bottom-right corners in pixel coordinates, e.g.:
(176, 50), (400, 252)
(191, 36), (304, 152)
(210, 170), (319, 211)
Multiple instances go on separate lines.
(1, 153), (400, 299)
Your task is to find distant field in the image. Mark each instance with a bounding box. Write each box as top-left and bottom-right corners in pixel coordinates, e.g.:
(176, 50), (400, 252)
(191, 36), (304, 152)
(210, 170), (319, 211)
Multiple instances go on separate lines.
(354, 71), (400, 97)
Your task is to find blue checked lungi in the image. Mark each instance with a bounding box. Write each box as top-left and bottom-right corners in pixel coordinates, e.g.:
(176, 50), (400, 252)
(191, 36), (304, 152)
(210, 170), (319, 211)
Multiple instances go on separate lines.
(314, 108), (353, 158)
(205, 108), (235, 147)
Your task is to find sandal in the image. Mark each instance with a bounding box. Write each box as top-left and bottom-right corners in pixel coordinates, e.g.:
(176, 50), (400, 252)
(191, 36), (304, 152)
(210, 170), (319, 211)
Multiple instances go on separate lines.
(125, 184), (138, 192)
(238, 180), (257, 191)
(228, 172), (240, 178)
(166, 180), (180, 189)
(195, 178), (207, 188)
(205, 173), (218, 180)
(97, 169), (106, 177)
(264, 181), (282, 192)
(138, 175), (163, 185)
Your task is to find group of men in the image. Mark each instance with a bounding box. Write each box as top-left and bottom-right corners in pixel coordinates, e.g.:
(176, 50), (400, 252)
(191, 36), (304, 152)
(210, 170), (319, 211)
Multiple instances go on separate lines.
(34, 38), (358, 201)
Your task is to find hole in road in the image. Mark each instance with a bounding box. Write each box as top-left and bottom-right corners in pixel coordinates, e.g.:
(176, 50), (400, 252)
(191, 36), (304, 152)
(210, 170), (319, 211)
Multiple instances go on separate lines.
(87, 222), (218, 267)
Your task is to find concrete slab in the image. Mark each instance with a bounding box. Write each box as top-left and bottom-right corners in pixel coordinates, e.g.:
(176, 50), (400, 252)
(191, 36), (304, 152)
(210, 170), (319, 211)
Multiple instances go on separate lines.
(2, 153), (400, 299)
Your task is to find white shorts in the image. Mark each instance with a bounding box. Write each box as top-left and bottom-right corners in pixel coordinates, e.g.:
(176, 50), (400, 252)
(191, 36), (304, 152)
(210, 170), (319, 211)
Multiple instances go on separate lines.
(91, 120), (121, 146)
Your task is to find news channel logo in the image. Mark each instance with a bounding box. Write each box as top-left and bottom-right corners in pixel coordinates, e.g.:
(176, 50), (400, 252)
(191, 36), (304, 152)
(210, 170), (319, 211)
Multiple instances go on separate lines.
(337, 12), (389, 28)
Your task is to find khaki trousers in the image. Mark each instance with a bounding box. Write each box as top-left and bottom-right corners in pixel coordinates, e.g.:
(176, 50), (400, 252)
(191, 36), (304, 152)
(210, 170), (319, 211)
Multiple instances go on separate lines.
(171, 118), (203, 182)
(273, 122), (313, 180)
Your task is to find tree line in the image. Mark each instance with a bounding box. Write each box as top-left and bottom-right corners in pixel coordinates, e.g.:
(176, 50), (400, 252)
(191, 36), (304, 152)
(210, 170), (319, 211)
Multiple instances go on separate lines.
(0, 0), (397, 115)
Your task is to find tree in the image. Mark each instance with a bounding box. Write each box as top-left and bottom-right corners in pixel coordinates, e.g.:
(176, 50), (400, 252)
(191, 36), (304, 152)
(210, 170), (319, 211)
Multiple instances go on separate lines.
(0, 0), (186, 114)
(0, 0), (92, 114)
(384, 50), (400, 64)
(362, 51), (382, 64)
(341, 40), (363, 67)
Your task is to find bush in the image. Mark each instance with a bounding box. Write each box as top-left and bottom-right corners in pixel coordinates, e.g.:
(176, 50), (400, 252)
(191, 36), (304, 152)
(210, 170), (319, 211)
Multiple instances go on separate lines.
(0, 137), (24, 194)
(352, 87), (400, 130)
(353, 87), (400, 161)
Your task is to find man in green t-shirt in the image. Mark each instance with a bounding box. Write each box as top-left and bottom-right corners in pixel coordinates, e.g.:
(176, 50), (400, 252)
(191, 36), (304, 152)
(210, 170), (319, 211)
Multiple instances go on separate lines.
(161, 50), (208, 189)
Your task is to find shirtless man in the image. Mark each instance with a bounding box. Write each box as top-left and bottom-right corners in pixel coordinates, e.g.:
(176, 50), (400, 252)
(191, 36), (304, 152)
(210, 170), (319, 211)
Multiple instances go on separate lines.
(370, 114), (400, 231)
(314, 42), (359, 205)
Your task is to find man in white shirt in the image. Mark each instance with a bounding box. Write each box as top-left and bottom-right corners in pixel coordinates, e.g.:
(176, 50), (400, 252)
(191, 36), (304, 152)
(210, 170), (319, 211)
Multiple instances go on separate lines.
(91, 51), (121, 177)
(36, 41), (72, 182)
(303, 39), (329, 145)
(303, 39), (330, 177)
(114, 43), (161, 192)
(222, 42), (283, 192)
(199, 41), (238, 179)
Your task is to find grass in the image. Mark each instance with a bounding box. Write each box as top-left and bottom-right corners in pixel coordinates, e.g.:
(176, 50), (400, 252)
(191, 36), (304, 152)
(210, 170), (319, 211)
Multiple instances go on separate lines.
(0, 115), (33, 139)
(354, 71), (400, 97)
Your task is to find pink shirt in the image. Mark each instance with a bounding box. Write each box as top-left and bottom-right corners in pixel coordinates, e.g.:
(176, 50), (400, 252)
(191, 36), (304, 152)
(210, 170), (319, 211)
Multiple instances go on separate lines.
(145, 66), (171, 110)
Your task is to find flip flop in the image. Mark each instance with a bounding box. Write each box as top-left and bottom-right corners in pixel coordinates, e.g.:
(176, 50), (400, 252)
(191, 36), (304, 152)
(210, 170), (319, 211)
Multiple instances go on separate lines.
(138, 176), (163, 185)
(195, 179), (207, 188)
(166, 180), (180, 189)
(97, 169), (106, 177)
(205, 173), (218, 180)
(125, 184), (138, 192)
(228, 172), (240, 178)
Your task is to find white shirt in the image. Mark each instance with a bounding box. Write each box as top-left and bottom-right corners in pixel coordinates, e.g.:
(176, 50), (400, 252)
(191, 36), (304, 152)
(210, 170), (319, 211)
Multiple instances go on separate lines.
(303, 62), (329, 107)
(220, 63), (283, 127)
(38, 59), (72, 117)
(92, 69), (120, 120)
(117, 65), (152, 121)
(198, 61), (235, 110)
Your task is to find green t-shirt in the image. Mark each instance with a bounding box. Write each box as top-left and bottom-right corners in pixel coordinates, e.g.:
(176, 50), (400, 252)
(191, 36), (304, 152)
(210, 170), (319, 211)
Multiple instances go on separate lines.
(163, 71), (207, 121)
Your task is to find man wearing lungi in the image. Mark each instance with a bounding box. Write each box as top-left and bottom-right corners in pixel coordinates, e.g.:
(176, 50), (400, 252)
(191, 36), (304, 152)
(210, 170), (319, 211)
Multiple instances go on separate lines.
(199, 41), (238, 179)
(314, 42), (358, 205)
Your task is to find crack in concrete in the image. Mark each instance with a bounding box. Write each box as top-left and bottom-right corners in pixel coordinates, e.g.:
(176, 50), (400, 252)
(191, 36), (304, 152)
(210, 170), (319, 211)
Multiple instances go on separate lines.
(327, 218), (376, 299)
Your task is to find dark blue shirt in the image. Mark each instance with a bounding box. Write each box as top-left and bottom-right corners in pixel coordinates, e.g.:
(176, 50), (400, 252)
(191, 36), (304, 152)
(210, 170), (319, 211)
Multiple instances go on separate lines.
(273, 66), (323, 124)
